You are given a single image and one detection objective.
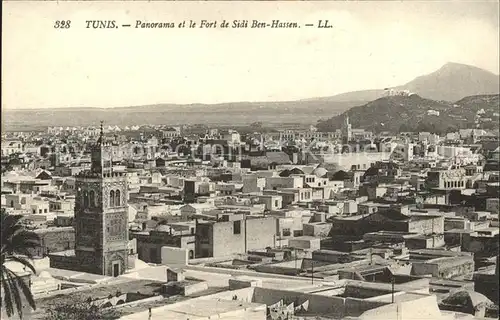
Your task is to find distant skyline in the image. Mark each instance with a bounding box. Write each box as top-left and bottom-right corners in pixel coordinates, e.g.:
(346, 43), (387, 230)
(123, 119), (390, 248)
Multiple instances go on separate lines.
(2, 1), (499, 110)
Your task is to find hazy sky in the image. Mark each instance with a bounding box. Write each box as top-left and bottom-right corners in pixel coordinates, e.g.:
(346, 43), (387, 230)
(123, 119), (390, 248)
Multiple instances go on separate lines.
(3, 1), (499, 109)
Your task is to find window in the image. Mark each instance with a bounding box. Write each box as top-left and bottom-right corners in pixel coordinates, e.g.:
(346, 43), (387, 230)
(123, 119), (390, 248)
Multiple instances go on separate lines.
(274, 200), (279, 207)
(110, 190), (115, 207)
(89, 190), (95, 208)
(233, 221), (241, 234)
(83, 191), (89, 207)
(282, 228), (291, 237)
(39, 209), (42, 214)
(44, 209), (47, 213)
(10, 200), (14, 207)
(115, 190), (121, 207)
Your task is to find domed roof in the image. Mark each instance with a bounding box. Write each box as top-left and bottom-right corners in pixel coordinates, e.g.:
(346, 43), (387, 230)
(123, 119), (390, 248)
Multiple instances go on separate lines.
(279, 169), (291, 177)
(289, 168), (304, 175)
(38, 271), (53, 278)
(155, 225), (171, 233)
(312, 167), (328, 178)
(331, 170), (352, 181)
(363, 166), (379, 177)
(441, 290), (493, 309)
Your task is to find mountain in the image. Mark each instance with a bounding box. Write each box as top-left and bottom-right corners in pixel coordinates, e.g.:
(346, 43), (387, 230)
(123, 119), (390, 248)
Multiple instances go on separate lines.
(3, 62), (498, 132)
(316, 94), (500, 134)
(402, 63), (500, 101)
(309, 62), (500, 103)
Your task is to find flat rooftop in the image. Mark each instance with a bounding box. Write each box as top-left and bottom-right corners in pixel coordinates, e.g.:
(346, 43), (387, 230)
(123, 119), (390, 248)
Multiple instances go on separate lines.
(121, 298), (265, 320)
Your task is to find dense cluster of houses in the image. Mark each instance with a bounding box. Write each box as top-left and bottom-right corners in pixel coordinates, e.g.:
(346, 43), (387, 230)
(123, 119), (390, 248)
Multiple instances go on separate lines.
(1, 122), (499, 319)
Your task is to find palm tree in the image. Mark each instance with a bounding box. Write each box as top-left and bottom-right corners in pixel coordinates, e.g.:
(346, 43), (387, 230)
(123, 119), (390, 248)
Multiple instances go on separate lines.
(1, 211), (40, 318)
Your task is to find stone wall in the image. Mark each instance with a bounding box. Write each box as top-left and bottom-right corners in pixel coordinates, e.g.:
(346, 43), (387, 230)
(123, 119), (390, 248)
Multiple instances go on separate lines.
(412, 256), (474, 279)
(474, 273), (499, 304)
(437, 257), (475, 279)
(312, 250), (353, 264)
(411, 262), (438, 277)
(466, 234), (499, 258)
(209, 217), (276, 258)
(32, 228), (75, 258)
(246, 217), (276, 251)
(49, 254), (83, 273)
(303, 223), (333, 238)
(212, 221), (246, 257)
(161, 247), (188, 266)
(183, 281), (209, 296)
(252, 264), (301, 276)
(408, 216), (445, 235)
(252, 287), (388, 318)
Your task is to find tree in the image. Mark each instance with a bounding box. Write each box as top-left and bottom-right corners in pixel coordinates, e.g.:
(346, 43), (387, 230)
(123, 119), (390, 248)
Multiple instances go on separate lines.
(43, 300), (120, 320)
(1, 212), (40, 318)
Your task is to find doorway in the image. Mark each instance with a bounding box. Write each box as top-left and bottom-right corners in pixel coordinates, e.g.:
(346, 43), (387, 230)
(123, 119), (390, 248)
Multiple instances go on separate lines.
(112, 261), (121, 277)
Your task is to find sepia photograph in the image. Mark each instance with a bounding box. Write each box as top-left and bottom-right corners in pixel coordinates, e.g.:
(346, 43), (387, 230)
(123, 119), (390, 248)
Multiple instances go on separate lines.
(1, 1), (499, 319)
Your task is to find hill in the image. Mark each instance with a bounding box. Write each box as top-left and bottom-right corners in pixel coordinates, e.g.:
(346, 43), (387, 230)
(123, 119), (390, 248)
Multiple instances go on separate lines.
(2, 100), (362, 132)
(308, 62), (499, 102)
(3, 62), (498, 132)
(316, 94), (500, 134)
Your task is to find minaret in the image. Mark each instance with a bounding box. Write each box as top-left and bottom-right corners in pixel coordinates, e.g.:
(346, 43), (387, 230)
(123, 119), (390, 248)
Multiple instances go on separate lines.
(74, 121), (129, 276)
(342, 115), (352, 144)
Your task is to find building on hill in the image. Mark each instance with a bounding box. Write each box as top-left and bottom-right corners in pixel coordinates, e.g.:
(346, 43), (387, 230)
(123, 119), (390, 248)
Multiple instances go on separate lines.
(483, 146), (499, 172)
